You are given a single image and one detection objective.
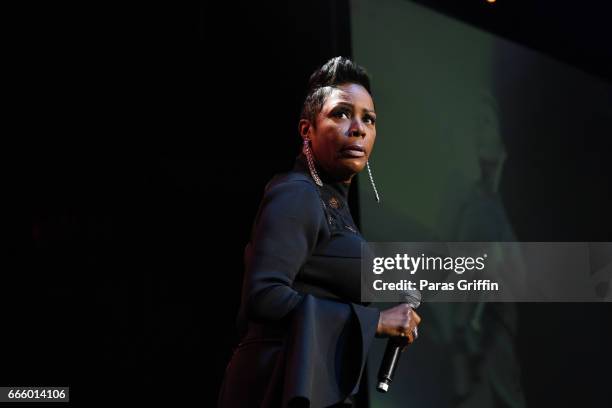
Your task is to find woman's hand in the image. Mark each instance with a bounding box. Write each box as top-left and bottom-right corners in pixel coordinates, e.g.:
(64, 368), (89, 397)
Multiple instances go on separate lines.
(376, 304), (421, 345)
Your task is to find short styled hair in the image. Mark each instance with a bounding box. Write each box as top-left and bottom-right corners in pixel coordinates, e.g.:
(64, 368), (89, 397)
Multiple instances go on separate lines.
(300, 56), (372, 127)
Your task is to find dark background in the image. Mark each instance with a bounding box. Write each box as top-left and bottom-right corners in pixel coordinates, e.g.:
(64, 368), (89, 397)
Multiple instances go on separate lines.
(19, 0), (612, 406)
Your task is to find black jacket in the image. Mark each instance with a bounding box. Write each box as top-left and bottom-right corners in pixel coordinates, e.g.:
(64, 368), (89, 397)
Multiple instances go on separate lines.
(218, 153), (380, 408)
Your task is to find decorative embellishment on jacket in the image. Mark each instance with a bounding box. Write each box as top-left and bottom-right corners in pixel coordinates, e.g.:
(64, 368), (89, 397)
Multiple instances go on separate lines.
(328, 196), (340, 209)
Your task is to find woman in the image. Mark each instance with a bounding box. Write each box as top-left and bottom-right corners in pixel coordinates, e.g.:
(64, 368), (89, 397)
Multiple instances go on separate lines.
(218, 57), (421, 408)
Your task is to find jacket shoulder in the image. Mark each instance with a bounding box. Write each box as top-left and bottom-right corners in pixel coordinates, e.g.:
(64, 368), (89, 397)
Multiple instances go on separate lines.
(263, 171), (320, 199)
(265, 170), (315, 190)
(257, 171), (324, 222)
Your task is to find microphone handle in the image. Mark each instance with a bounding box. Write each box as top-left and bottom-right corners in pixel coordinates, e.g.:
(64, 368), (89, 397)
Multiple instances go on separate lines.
(376, 299), (419, 393)
(376, 336), (407, 392)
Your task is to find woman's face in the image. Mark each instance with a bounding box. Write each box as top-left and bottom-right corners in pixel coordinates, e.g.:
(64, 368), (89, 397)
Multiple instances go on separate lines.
(300, 83), (377, 183)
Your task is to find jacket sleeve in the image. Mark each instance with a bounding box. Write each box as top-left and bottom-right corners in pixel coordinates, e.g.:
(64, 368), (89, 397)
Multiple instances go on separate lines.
(239, 178), (382, 407)
(243, 179), (324, 323)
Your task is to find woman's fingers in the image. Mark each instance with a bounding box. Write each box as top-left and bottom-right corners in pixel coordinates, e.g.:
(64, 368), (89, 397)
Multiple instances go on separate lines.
(379, 303), (423, 339)
(412, 309), (421, 325)
(399, 330), (415, 347)
(402, 308), (420, 332)
(398, 307), (421, 343)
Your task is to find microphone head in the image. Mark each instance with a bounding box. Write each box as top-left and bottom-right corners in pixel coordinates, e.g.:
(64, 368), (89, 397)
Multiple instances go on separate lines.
(401, 289), (422, 309)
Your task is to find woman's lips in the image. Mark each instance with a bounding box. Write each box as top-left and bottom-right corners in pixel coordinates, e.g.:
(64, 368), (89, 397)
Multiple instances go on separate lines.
(340, 145), (366, 158)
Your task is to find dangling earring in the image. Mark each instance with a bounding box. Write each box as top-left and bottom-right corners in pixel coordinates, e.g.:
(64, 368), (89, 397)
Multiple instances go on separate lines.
(366, 160), (381, 203)
(303, 138), (323, 187)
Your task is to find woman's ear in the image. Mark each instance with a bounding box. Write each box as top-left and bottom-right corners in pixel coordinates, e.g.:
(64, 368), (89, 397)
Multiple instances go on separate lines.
(298, 118), (311, 140)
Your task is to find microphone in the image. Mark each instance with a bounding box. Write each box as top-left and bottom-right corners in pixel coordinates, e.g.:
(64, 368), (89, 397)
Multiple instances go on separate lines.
(376, 290), (422, 393)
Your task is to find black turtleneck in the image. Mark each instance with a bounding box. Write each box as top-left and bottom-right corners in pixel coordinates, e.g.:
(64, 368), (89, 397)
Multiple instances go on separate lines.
(223, 153), (381, 408)
(293, 151), (352, 204)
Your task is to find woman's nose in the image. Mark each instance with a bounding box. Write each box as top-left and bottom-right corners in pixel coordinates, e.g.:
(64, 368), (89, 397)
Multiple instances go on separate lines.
(349, 119), (366, 137)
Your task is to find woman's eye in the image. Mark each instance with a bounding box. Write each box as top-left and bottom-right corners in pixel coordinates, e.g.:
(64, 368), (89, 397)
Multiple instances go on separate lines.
(364, 115), (376, 124)
(333, 110), (350, 119)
